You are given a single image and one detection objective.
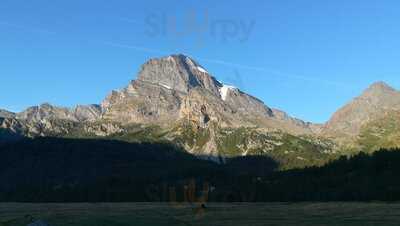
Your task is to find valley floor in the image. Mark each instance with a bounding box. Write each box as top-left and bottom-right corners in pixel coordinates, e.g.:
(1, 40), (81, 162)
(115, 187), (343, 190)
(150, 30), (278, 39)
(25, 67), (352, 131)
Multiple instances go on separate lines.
(1, 202), (400, 226)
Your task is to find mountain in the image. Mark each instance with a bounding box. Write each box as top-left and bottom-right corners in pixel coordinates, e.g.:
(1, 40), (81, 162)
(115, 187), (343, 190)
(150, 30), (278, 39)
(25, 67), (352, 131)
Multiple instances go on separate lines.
(322, 82), (400, 149)
(0, 54), (334, 168)
(101, 54), (315, 134)
(4, 54), (400, 203)
(6, 54), (400, 168)
(99, 54), (333, 166)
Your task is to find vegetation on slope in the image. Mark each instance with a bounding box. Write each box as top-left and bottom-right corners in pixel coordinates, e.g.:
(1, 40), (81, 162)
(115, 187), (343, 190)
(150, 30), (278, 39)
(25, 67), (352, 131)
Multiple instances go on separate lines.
(357, 111), (400, 153)
(216, 127), (337, 169)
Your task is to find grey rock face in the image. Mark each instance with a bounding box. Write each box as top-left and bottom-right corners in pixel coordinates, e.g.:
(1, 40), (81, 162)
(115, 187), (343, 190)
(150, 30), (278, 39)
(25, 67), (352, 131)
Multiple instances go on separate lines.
(137, 54), (222, 95)
(271, 109), (319, 132)
(0, 109), (15, 118)
(16, 103), (76, 122)
(73, 104), (102, 122)
(0, 117), (25, 134)
(3, 103), (102, 138)
(223, 88), (273, 118)
(0, 117), (25, 142)
(102, 79), (183, 125)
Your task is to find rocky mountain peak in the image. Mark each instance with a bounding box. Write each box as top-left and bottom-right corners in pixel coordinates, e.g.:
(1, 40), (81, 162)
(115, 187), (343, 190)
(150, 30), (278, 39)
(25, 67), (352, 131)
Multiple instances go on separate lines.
(101, 54), (316, 135)
(323, 81), (400, 138)
(366, 81), (395, 91)
(0, 109), (15, 119)
(361, 81), (397, 98)
(15, 103), (101, 123)
(136, 54), (222, 96)
(16, 103), (72, 122)
(356, 81), (399, 107)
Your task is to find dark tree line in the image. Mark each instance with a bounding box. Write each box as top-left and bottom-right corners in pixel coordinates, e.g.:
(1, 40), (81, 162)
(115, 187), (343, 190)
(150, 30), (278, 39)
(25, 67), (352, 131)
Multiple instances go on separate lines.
(1, 137), (400, 202)
(254, 149), (400, 202)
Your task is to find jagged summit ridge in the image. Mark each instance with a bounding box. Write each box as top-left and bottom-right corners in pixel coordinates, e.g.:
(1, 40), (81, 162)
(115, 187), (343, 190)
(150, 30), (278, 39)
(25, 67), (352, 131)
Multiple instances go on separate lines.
(365, 81), (396, 93)
(360, 81), (398, 102)
(134, 54), (257, 103)
(136, 54), (222, 96)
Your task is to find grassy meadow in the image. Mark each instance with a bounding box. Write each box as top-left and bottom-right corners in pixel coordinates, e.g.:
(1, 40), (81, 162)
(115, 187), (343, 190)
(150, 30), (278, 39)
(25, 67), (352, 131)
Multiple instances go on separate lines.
(1, 202), (400, 226)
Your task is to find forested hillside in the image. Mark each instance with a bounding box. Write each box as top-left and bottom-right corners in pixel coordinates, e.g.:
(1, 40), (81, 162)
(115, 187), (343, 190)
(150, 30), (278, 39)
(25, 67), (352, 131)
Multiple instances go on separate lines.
(1, 138), (400, 202)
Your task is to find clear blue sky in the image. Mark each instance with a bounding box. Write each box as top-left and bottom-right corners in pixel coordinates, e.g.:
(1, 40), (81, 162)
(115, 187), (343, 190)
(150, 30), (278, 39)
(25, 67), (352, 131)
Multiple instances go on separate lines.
(1, 0), (400, 123)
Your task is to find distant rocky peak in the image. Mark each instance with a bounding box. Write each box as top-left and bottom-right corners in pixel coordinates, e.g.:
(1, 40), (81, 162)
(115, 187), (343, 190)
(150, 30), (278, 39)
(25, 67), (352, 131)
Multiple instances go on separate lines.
(361, 81), (397, 97)
(39, 103), (57, 110)
(368, 81), (395, 90)
(354, 81), (400, 107)
(0, 109), (15, 119)
(136, 54), (222, 96)
(15, 103), (101, 123)
(16, 103), (71, 122)
(323, 81), (400, 137)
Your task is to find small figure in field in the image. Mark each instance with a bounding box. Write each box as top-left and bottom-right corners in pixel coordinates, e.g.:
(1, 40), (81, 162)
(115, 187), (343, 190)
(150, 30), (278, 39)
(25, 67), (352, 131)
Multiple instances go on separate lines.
(25, 215), (51, 226)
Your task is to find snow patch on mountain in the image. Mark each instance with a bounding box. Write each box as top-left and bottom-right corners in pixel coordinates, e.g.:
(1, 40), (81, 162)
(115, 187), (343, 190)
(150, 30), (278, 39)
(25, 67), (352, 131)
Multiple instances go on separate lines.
(183, 55), (208, 74)
(197, 66), (208, 73)
(219, 84), (237, 101)
(160, 83), (172, 90)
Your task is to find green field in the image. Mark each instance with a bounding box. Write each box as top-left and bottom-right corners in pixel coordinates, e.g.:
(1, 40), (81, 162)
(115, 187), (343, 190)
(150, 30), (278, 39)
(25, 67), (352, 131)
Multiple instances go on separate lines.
(1, 203), (400, 226)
